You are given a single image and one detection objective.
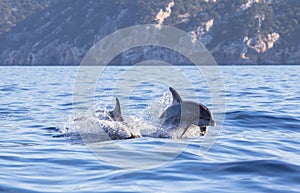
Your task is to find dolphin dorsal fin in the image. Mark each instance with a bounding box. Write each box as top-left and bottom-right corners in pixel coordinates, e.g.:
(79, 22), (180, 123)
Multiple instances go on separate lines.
(109, 98), (124, 121)
(169, 87), (182, 105)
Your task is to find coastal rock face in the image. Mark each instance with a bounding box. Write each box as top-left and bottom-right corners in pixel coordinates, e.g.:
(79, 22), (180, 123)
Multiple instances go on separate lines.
(0, 0), (299, 65)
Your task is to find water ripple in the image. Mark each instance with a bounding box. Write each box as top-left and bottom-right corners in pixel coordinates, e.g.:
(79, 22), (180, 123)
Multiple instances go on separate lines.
(1, 66), (300, 192)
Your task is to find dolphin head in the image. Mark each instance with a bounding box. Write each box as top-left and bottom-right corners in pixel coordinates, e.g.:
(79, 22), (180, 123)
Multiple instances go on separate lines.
(197, 103), (216, 127)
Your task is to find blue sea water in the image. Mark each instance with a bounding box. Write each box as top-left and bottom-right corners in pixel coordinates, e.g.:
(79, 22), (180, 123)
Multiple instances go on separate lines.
(0, 65), (300, 193)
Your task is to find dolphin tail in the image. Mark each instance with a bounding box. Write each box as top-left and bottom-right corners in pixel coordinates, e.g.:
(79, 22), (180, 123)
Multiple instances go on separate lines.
(169, 87), (182, 105)
(109, 98), (124, 121)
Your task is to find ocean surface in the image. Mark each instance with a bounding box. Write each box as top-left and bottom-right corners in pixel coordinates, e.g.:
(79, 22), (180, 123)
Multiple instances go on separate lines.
(1, 65), (300, 193)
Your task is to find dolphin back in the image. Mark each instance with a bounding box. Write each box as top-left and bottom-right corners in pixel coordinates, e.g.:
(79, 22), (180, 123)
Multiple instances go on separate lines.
(159, 87), (182, 120)
(169, 87), (182, 105)
(109, 98), (124, 122)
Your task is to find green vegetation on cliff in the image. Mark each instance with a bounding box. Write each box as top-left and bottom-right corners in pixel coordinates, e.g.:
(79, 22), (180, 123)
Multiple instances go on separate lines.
(0, 0), (299, 65)
(0, 0), (52, 34)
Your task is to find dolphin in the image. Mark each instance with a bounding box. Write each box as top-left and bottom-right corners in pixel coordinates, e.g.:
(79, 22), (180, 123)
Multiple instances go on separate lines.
(160, 87), (216, 138)
(98, 98), (141, 139)
(73, 98), (140, 140)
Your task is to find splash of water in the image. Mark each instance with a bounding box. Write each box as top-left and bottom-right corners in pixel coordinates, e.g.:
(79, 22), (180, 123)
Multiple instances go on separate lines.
(60, 92), (205, 143)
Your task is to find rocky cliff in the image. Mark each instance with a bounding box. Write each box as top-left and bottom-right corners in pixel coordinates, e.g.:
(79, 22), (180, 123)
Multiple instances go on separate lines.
(0, 0), (299, 65)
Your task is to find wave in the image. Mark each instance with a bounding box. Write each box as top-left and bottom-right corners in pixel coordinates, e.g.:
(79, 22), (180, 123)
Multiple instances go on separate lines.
(225, 110), (300, 131)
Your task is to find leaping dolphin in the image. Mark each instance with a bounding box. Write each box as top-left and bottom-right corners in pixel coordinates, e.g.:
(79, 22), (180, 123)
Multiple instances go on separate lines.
(160, 87), (216, 138)
(100, 98), (141, 139)
(74, 98), (140, 140)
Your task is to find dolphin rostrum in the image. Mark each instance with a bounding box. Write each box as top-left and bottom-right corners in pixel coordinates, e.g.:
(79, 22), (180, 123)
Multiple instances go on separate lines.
(160, 87), (216, 138)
